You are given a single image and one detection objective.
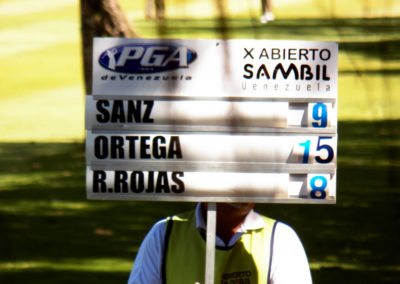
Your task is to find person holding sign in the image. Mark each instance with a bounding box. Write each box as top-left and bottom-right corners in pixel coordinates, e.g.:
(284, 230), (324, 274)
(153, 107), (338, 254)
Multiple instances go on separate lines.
(127, 202), (312, 283)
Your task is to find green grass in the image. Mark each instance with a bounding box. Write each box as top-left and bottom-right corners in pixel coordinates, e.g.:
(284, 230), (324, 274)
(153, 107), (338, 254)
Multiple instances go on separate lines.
(1, 121), (399, 283)
(0, 0), (399, 141)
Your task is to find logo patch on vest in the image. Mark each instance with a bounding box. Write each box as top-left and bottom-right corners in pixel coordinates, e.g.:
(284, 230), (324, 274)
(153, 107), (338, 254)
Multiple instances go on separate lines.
(222, 270), (252, 284)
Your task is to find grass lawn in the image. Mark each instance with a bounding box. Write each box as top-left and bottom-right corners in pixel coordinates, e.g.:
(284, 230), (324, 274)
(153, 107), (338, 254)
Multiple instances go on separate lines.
(0, 0), (399, 141)
(0, 0), (399, 283)
(1, 121), (399, 283)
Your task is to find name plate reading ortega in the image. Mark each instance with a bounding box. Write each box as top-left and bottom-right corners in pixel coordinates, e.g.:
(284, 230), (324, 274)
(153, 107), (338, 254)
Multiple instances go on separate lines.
(86, 132), (337, 165)
(86, 38), (338, 204)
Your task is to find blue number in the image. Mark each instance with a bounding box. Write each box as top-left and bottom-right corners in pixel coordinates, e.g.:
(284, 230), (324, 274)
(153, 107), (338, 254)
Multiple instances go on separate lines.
(299, 140), (311, 163)
(299, 137), (334, 164)
(312, 103), (328, 128)
(310, 175), (327, 199)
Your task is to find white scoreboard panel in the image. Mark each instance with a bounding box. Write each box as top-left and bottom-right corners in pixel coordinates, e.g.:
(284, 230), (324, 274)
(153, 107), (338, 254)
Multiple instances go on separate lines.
(86, 38), (338, 204)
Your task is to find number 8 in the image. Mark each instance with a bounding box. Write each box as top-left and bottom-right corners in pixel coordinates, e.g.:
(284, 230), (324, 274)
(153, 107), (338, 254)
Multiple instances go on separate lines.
(309, 175), (328, 199)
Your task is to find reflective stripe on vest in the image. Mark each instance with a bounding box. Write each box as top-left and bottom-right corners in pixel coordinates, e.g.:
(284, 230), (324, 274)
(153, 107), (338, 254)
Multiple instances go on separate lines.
(162, 211), (277, 284)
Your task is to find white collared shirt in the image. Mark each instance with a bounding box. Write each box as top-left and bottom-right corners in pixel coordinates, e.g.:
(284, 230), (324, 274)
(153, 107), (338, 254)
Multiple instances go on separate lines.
(128, 204), (312, 284)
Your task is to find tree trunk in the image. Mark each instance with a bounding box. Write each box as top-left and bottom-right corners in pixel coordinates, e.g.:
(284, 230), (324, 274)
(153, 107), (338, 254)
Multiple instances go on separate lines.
(80, 0), (138, 94)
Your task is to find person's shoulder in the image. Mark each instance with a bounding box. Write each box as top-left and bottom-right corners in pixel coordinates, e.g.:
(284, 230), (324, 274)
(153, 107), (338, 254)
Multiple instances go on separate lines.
(275, 221), (297, 234)
(171, 209), (196, 221)
(273, 221), (302, 240)
(143, 218), (169, 241)
(271, 221), (307, 254)
(269, 221), (312, 283)
(149, 209), (195, 231)
(255, 213), (302, 241)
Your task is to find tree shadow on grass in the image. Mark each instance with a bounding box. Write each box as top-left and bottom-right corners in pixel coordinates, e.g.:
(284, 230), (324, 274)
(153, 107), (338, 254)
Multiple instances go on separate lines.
(0, 120), (399, 283)
(136, 16), (400, 64)
(0, 270), (128, 284)
(258, 120), (400, 283)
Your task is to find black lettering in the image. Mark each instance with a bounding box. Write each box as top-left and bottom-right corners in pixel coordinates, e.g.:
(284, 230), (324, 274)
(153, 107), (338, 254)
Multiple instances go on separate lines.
(273, 63), (299, 80)
(155, 172), (170, 193)
(169, 136), (183, 159)
(126, 136), (139, 158)
(316, 65), (321, 80)
(271, 48), (280, 59)
(111, 100), (125, 123)
(140, 136), (151, 159)
(93, 170), (107, 193)
(256, 64), (270, 79)
(96, 100), (110, 123)
(111, 136), (124, 159)
(288, 48), (297, 60)
(127, 100), (142, 123)
(171, 172), (185, 193)
(131, 171), (145, 193)
(94, 136), (108, 159)
(114, 171), (128, 193)
(299, 49), (308, 60)
(146, 171), (155, 193)
(243, 48), (254, 59)
(243, 64), (253, 79)
(320, 49), (331, 61)
(143, 101), (154, 123)
(301, 65), (313, 80)
(259, 48), (269, 59)
(153, 136), (166, 159)
(309, 49), (318, 60)
(322, 65), (330, 80)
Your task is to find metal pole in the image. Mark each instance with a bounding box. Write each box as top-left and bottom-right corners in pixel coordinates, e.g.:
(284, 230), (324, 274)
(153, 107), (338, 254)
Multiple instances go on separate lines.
(205, 202), (216, 284)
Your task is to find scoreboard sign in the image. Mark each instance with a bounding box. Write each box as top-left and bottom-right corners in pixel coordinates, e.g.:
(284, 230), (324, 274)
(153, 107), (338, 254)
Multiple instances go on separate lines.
(86, 38), (338, 204)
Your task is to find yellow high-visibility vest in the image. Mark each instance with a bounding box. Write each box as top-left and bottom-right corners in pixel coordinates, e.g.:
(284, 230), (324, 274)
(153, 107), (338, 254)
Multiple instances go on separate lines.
(163, 211), (277, 284)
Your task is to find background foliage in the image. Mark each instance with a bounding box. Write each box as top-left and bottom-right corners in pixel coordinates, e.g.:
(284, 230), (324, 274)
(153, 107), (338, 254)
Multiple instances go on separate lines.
(0, 0), (399, 283)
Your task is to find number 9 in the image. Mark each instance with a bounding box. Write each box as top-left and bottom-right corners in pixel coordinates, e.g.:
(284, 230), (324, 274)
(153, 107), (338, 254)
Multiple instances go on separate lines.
(310, 103), (328, 128)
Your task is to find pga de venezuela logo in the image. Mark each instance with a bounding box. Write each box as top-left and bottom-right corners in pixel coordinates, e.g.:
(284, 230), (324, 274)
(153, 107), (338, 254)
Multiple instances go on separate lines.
(98, 43), (197, 74)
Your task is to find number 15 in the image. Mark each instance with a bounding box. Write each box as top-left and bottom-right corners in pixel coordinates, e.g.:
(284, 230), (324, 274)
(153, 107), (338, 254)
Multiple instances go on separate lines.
(299, 137), (335, 164)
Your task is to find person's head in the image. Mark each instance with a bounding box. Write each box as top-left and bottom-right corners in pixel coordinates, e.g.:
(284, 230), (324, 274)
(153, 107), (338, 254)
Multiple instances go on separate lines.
(202, 202), (255, 218)
(218, 203), (255, 217)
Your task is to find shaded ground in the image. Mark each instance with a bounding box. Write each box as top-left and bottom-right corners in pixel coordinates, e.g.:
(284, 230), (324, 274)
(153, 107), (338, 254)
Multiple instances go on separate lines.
(0, 120), (399, 283)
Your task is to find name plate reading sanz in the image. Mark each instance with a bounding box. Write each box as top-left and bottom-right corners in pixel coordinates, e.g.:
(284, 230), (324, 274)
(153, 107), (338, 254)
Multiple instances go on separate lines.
(86, 38), (338, 204)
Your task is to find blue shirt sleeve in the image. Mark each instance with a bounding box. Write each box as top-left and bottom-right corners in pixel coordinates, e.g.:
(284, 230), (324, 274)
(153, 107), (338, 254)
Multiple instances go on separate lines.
(127, 219), (167, 284)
